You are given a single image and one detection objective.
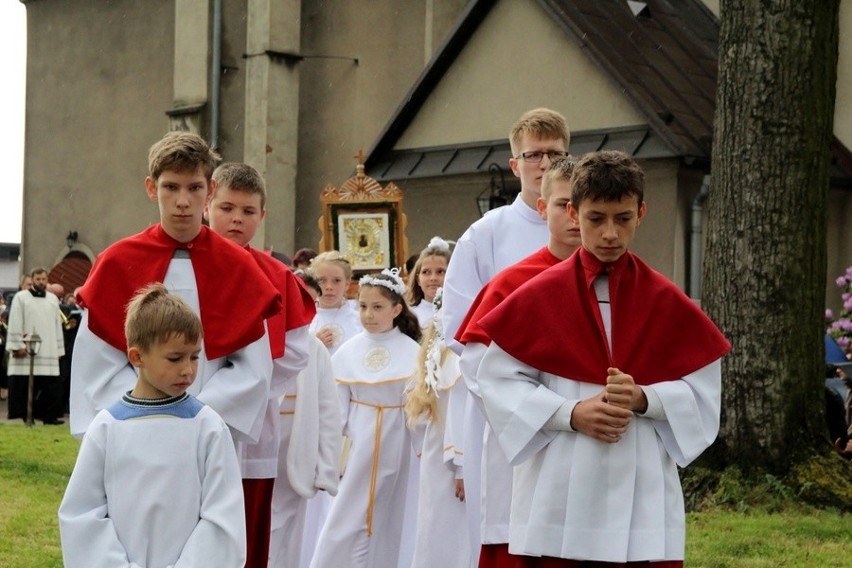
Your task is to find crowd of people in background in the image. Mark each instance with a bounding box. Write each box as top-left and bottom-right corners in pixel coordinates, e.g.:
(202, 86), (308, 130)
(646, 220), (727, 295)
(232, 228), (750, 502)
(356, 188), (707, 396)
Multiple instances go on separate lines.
(0, 106), (843, 568)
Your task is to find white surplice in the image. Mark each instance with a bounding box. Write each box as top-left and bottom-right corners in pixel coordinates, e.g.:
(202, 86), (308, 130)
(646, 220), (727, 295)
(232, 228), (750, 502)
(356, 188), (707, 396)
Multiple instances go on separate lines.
(409, 349), (471, 568)
(441, 194), (547, 562)
(59, 395), (246, 568)
(310, 328), (420, 568)
(309, 300), (363, 356)
(70, 257), (273, 444)
(269, 336), (343, 567)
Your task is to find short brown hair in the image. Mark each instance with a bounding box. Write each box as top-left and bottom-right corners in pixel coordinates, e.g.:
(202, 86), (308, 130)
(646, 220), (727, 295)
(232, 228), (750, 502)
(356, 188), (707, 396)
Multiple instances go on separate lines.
(212, 162), (267, 209)
(147, 131), (221, 181)
(125, 283), (202, 352)
(540, 157), (576, 202)
(509, 108), (570, 156)
(570, 151), (644, 209)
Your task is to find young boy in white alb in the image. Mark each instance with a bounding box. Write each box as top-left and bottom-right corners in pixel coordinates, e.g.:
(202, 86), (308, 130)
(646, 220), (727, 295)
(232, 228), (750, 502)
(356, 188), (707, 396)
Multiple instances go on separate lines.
(59, 284), (246, 567)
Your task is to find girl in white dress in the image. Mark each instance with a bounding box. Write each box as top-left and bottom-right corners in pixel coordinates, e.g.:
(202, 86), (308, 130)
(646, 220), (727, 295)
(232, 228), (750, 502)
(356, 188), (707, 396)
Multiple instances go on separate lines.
(404, 290), (470, 568)
(406, 237), (451, 328)
(311, 269), (422, 568)
(308, 251), (363, 356)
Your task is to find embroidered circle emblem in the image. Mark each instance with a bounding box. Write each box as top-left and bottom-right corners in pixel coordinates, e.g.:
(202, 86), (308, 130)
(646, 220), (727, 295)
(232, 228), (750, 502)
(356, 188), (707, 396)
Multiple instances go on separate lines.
(363, 347), (391, 371)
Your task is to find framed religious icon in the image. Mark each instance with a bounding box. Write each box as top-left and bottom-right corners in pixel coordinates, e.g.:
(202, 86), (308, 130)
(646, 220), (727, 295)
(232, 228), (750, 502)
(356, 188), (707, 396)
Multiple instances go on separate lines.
(318, 152), (409, 279)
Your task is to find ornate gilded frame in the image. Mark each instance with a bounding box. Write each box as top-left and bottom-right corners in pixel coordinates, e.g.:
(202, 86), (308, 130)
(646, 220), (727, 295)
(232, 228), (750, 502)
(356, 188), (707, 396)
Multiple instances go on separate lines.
(318, 155), (409, 277)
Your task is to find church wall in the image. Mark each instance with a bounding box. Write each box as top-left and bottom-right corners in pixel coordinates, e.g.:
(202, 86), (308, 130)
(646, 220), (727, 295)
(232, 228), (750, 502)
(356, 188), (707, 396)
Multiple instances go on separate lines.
(21, 0), (175, 272)
(395, 0), (646, 150)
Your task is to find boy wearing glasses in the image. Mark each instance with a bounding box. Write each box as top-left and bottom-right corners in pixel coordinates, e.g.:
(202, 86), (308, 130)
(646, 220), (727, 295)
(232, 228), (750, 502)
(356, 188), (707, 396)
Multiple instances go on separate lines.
(477, 151), (730, 567)
(442, 108), (570, 565)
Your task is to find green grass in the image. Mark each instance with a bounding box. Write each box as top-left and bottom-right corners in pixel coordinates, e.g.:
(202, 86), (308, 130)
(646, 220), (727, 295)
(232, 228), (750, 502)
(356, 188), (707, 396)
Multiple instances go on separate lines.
(0, 421), (79, 568)
(1, 423), (850, 567)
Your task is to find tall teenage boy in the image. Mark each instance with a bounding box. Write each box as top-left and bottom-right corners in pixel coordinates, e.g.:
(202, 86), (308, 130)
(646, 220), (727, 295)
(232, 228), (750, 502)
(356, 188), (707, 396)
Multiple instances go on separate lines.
(478, 150), (731, 567)
(71, 132), (281, 448)
(442, 108), (570, 563)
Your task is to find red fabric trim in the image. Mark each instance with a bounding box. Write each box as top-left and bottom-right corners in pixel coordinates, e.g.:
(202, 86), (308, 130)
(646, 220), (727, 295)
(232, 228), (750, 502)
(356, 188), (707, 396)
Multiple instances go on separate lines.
(77, 225), (282, 360)
(457, 247), (562, 346)
(247, 248), (316, 359)
(479, 248), (731, 385)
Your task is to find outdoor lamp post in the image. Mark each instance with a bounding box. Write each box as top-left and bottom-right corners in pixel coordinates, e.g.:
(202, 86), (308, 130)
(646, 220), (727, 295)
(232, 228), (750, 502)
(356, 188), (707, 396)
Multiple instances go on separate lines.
(22, 331), (42, 428)
(476, 163), (510, 217)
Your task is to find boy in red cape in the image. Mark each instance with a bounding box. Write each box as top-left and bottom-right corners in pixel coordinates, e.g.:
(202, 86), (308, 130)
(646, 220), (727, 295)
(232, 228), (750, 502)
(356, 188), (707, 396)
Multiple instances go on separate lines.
(71, 132), (282, 448)
(206, 162), (316, 567)
(454, 157), (581, 567)
(477, 151), (731, 567)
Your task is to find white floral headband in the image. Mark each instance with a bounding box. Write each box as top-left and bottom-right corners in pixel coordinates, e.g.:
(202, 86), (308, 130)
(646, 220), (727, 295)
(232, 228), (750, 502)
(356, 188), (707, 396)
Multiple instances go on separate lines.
(425, 236), (450, 253)
(359, 267), (406, 296)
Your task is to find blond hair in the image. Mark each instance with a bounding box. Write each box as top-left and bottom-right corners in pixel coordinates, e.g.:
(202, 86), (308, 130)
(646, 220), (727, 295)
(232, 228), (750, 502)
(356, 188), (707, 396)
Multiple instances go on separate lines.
(147, 131), (221, 181)
(540, 157), (576, 202)
(308, 250), (353, 281)
(125, 283), (202, 352)
(212, 162), (267, 209)
(404, 323), (445, 426)
(509, 108), (570, 156)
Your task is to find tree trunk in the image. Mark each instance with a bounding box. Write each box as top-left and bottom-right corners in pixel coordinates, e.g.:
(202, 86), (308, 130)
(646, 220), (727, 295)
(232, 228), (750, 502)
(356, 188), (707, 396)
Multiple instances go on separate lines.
(703, 1), (839, 470)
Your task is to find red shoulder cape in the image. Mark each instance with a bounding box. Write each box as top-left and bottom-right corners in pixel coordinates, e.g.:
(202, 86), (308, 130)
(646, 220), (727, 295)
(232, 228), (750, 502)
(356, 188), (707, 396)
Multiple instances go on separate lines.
(478, 248), (731, 385)
(247, 247), (316, 359)
(77, 225), (282, 359)
(457, 247), (561, 346)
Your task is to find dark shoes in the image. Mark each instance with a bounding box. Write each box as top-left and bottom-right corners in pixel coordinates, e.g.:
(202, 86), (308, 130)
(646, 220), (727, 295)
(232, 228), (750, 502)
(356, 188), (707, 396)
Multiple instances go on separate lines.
(43, 419), (65, 425)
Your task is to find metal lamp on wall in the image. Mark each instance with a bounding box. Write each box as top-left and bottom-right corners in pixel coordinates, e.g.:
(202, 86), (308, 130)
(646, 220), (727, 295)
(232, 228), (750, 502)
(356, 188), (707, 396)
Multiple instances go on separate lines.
(476, 163), (511, 217)
(22, 331), (42, 428)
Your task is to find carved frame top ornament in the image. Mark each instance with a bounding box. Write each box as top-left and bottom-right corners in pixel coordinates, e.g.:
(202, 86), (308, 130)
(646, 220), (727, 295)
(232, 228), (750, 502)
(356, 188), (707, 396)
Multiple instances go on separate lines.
(320, 150), (403, 203)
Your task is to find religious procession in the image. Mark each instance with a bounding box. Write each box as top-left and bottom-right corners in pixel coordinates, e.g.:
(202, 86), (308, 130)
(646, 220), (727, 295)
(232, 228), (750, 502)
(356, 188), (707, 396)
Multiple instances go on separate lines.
(4, 1), (852, 567)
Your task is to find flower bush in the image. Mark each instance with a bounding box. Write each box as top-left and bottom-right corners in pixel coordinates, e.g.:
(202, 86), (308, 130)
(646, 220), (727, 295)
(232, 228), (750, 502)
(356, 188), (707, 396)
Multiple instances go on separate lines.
(826, 265), (852, 357)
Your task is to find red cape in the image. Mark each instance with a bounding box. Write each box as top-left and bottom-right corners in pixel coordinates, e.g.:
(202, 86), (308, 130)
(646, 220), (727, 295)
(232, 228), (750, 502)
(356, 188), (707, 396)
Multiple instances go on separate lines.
(77, 225), (282, 360)
(478, 248), (731, 386)
(457, 247), (562, 346)
(247, 247), (316, 359)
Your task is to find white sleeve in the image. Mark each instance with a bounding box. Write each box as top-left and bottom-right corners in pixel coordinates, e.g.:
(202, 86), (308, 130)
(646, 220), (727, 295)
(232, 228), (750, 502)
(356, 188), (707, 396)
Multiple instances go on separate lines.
(459, 342), (488, 401)
(273, 325), (311, 384)
(644, 359), (722, 467)
(174, 420), (247, 567)
(58, 421), (140, 568)
(196, 333), (273, 444)
(443, 370), (467, 470)
(442, 231), (491, 355)
(69, 311), (138, 439)
(478, 342), (565, 465)
(314, 345), (343, 494)
(336, 380), (352, 436)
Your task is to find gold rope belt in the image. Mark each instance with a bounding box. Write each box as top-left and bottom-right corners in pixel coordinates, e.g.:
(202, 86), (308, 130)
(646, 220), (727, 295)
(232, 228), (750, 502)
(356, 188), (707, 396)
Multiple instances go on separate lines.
(350, 398), (404, 536)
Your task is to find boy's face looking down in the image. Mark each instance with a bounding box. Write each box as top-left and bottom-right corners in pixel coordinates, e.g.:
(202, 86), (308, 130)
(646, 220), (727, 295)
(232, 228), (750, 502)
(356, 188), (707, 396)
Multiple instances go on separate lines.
(509, 134), (568, 206)
(537, 178), (581, 257)
(205, 186), (266, 247)
(146, 166), (215, 243)
(569, 195), (646, 263)
(128, 333), (201, 399)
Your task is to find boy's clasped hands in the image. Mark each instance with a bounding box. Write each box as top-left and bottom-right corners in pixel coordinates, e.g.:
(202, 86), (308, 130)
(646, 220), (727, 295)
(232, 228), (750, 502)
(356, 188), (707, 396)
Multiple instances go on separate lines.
(570, 367), (649, 444)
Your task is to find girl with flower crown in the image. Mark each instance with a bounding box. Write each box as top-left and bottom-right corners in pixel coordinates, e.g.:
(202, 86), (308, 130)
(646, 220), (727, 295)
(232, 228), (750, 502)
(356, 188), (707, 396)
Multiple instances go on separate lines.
(406, 237), (452, 328)
(311, 269), (422, 568)
(404, 289), (471, 567)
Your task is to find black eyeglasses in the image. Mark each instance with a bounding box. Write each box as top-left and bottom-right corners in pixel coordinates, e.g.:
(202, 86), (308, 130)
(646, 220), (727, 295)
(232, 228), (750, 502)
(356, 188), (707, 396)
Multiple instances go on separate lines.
(514, 150), (570, 163)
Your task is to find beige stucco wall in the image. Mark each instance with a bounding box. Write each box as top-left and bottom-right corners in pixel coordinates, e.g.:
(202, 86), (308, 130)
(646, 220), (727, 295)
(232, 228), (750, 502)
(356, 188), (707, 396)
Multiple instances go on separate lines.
(396, 0), (645, 149)
(21, 0), (175, 272)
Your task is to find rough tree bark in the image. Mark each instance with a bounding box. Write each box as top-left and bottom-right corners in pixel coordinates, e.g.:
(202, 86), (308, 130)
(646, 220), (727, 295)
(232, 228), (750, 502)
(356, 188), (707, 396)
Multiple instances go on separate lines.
(703, 1), (840, 470)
